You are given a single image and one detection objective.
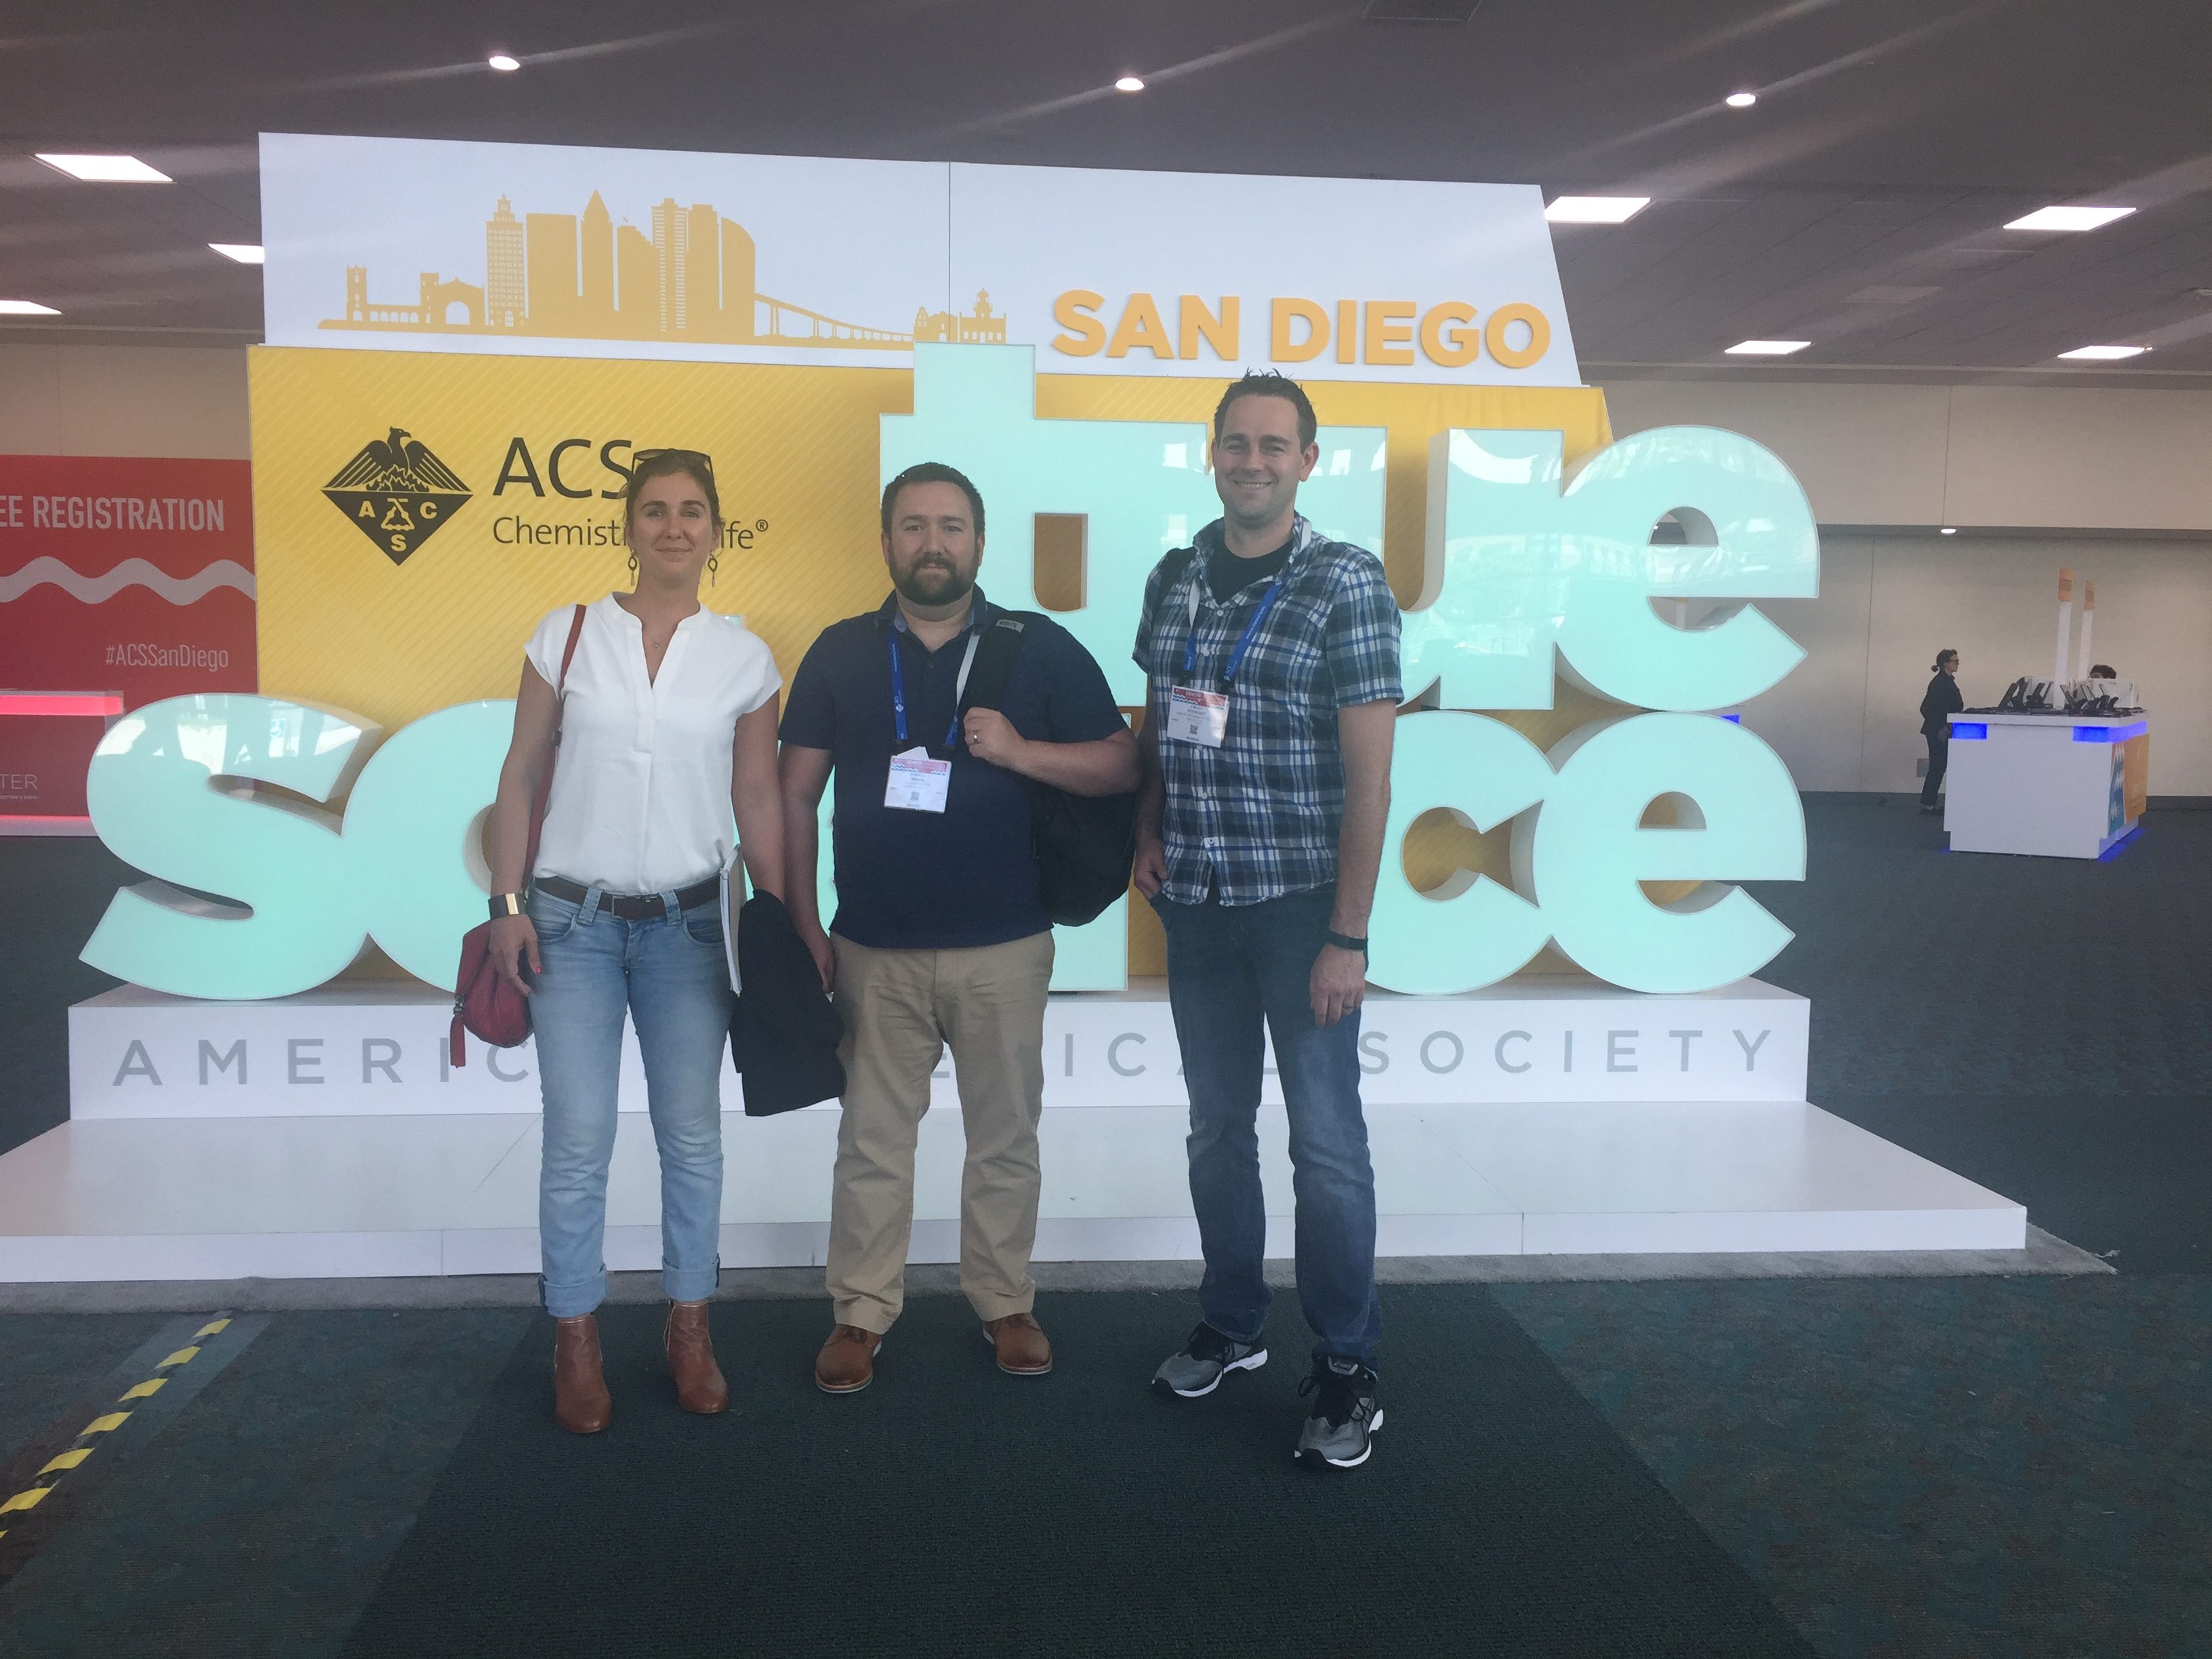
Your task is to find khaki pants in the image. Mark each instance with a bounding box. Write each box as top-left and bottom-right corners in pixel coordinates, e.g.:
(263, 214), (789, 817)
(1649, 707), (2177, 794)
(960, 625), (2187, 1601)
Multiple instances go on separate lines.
(826, 930), (1054, 1332)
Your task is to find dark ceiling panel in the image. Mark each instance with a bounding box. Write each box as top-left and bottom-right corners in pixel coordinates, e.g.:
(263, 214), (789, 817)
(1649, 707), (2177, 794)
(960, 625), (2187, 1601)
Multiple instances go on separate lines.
(0, 0), (2207, 375)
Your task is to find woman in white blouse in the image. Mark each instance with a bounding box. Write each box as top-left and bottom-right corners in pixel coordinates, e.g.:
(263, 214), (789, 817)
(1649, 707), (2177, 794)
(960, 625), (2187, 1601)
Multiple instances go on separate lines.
(486, 449), (784, 1435)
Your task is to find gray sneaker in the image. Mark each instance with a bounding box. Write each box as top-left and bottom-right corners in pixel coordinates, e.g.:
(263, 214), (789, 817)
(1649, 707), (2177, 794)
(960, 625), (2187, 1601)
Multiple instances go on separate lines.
(1295, 1356), (1382, 1469)
(1151, 1322), (1268, 1399)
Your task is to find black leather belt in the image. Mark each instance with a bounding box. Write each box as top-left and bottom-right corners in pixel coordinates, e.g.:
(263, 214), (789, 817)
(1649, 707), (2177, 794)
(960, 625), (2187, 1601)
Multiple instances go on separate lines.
(535, 874), (720, 921)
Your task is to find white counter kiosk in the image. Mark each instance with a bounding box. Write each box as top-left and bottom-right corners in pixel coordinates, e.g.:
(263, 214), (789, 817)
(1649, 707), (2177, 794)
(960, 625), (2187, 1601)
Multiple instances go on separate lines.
(1944, 711), (2148, 858)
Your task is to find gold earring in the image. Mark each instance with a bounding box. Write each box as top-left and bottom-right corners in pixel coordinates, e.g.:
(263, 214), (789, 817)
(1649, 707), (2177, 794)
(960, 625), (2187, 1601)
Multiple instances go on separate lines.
(626, 550), (638, 579)
(707, 552), (720, 587)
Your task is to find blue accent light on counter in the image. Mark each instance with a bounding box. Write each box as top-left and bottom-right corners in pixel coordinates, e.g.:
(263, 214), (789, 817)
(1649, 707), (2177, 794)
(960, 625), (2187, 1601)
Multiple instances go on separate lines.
(2073, 721), (2148, 743)
(1951, 722), (1988, 740)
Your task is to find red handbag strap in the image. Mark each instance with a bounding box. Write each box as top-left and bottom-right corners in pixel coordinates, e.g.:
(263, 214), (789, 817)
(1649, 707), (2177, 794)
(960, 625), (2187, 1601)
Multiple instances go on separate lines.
(522, 602), (588, 880)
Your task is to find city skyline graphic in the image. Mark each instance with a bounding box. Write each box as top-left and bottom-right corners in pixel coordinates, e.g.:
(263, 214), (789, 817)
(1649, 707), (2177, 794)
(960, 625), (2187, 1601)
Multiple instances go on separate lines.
(319, 188), (1006, 351)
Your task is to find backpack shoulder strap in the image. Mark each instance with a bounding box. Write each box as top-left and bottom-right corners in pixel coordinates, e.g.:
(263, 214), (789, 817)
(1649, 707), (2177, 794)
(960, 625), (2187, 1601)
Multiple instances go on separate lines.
(960, 611), (1036, 715)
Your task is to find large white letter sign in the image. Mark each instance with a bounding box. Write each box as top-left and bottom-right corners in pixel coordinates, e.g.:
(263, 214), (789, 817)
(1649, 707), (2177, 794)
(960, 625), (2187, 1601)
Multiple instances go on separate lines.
(1520, 713), (1804, 994)
(1401, 427), (1818, 712)
(1368, 709), (1805, 996)
(82, 695), (509, 998)
(1368, 712), (1555, 992)
(83, 697), (382, 998)
(332, 701), (518, 986)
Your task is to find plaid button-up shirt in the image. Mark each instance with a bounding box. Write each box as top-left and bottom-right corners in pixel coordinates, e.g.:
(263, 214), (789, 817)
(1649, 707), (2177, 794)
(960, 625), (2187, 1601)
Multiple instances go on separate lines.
(1133, 513), (1402, 906)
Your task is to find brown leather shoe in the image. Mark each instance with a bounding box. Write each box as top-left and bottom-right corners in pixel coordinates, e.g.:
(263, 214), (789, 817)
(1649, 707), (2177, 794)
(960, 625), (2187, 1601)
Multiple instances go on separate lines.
(815, 1324), (884, 1394)
(984, 1311), (1053, 1376)
(552, 1314), (612, 1434)
(664, 1300), (729, 1415)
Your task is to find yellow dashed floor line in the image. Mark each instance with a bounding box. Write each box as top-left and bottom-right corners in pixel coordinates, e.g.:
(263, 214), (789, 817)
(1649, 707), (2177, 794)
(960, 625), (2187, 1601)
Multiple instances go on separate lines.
(0, 1315), (232, 1540)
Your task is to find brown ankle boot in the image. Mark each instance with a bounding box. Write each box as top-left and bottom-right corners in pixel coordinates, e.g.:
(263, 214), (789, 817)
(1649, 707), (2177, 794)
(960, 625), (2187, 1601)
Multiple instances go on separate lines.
(552, 1314), (612, 1434)
(664, 1300), (729, 1415)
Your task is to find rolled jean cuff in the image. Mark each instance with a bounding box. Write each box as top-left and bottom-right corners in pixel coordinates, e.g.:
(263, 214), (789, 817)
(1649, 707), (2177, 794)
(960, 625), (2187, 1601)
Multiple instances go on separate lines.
(541, 1270), (606, 1319)
(663, 1258), (721, 1305)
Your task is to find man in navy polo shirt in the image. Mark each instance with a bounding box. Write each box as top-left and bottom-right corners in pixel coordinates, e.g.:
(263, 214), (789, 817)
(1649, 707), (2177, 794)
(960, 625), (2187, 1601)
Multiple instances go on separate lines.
(779, 462), (1136, 1394)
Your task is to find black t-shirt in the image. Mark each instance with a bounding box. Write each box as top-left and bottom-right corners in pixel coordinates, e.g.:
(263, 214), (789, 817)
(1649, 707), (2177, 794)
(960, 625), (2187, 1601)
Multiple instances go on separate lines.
(1206, 536), (1293, 603)
(779, 588), (1128, 949)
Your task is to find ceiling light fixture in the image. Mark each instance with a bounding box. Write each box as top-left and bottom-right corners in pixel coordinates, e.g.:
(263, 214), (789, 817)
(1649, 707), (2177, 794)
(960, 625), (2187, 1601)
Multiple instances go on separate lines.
(1725, 91), (1757, 108)
(1114, 75), (1145, 92)
(488, 53), (520, 71)
(1545, 195), (1651, 224)
(2005, 205), (2133, 232)
(1726, 339), (1810, 355)
(2057, 344), (2148, 361)
(209, 243), (264, 264)
(0, 300), (61, 315)
(35, 153), (171, 183)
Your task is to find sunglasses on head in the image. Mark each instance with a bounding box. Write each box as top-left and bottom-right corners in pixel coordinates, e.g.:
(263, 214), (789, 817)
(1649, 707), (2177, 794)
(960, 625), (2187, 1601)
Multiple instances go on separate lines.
(631, 447), (715, 474)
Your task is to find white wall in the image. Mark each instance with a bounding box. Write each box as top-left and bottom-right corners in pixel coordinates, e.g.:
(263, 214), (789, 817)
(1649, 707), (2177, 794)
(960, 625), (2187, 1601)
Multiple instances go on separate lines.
(1740, 532), (2212, 795)
(0, 345), (249, 459)
(1605, 380), (2212, 533)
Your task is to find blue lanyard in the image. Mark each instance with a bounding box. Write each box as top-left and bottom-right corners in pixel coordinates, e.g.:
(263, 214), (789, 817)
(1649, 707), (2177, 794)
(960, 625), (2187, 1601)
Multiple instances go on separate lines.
(1183, 569), (1288, 684)
(888, 626), (981, 750)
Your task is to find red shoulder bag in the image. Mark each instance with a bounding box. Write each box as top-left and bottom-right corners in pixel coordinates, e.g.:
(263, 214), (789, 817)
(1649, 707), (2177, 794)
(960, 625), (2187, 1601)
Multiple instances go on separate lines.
(450, 602), (588, 1066)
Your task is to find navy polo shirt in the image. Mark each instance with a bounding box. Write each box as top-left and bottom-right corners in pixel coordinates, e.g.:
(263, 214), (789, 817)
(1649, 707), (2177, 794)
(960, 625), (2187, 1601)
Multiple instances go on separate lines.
(779, 588), (1128, 949)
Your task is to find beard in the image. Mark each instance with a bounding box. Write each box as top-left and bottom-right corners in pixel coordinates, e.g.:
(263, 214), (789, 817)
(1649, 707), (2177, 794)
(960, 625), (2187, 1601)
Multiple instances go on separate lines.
(892, 554), (975, 608)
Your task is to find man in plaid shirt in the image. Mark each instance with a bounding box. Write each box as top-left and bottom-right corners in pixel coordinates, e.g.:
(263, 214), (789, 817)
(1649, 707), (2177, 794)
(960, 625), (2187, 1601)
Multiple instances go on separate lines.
(1132, 371), (1401, 1471)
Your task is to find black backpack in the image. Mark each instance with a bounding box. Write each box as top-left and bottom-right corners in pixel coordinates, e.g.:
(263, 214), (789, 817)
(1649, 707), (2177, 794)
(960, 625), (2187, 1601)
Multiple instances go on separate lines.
(960, 612), (1139, 926)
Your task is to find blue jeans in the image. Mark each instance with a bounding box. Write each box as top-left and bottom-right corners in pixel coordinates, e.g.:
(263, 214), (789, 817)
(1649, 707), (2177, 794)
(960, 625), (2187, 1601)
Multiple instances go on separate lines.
(1151, 884), (1380, 1368)
(529, 885), (735, 1318)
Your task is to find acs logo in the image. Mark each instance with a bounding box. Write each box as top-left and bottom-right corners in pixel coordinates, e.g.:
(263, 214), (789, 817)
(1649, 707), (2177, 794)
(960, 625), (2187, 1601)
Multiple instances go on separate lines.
(322, 427), (472, 565)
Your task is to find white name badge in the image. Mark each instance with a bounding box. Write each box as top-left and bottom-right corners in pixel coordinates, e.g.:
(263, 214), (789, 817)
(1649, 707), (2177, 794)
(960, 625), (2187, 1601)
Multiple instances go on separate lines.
(885, 745), (951, 813)
(1166, 685), (1230, 748)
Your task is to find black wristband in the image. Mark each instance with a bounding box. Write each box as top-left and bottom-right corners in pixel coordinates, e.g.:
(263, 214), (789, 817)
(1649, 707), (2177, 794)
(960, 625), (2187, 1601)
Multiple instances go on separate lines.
(1324, 930), (1368, 955)
(489, 893), (525, 920)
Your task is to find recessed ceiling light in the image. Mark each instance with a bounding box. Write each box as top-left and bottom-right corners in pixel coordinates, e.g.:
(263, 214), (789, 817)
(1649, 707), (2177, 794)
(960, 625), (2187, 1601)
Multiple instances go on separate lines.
(488, 53), (520, 71)
(35, 153), (171, 183)
(1940, 527), (1958, 535)
(1726, 339), (1810, 355)
(2005, 205), (2134, 232)
(209, 243), (264, 264)
(1725, 91), (1757, 108)
(0, 299), (61, 315)
(1546, 195), (1651, 224)
(2057, 344), (2148, 361)
(1114, 75), (1145, 92)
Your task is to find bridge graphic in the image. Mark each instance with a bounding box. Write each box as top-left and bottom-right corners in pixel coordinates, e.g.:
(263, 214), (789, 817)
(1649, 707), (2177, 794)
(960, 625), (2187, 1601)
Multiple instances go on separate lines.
(318, 190), (1004, 350)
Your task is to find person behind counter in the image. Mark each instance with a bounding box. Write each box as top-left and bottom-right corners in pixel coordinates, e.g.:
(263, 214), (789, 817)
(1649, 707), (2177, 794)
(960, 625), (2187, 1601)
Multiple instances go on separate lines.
(1920, 649), (1963, 815)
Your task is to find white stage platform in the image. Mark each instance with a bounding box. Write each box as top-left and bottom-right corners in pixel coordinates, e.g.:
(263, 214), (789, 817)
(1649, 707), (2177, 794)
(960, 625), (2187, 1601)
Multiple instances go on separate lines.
(0, 1099), (2024, 1283)
(0, 977), (2026, 1282)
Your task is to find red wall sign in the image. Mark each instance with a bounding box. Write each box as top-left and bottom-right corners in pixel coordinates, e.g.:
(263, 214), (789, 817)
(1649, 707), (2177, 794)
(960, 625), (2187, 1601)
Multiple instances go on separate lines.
(0, 455), (256, 825)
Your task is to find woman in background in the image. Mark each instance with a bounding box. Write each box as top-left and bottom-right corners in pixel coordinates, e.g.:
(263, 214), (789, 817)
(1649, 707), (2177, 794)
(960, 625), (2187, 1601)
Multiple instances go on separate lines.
(1920, 649), (1963, 815)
